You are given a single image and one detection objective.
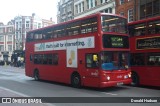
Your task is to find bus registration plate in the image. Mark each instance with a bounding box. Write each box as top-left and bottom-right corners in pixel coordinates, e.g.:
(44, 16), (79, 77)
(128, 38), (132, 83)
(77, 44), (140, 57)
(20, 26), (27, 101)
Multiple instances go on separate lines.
(117, 82), (123, 86)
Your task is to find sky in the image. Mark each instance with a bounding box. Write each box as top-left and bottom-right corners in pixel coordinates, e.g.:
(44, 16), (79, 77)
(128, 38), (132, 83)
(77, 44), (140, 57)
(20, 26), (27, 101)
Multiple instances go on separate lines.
(0, 0), (59, 24)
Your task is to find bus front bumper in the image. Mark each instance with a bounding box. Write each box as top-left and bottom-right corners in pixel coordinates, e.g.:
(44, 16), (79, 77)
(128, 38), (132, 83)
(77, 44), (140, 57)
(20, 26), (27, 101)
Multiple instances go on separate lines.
(100, 79), (132, 88)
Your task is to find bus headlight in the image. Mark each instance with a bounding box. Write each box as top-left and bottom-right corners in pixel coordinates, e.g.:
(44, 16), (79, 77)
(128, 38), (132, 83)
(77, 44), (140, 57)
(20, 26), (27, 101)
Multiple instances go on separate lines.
(128, 72), (131, 78)
(124, 75), (128, 79)
(107, 76), (110, 80)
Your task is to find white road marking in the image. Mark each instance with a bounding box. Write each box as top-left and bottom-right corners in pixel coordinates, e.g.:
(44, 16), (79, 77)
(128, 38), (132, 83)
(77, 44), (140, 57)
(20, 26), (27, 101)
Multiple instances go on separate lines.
(101, 92), (118, 96)
(0, 86), (29, 97)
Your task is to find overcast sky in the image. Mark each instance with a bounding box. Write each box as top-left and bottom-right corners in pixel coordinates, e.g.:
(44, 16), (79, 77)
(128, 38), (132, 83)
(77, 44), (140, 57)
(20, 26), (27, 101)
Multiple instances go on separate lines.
(0, 0), (59, 24)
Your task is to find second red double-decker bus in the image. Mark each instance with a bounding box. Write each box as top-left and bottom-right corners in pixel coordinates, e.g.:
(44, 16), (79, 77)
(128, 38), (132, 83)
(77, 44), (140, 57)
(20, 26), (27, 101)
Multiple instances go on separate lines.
(25, 13), (131, 88)
(128, 16), (160, 87)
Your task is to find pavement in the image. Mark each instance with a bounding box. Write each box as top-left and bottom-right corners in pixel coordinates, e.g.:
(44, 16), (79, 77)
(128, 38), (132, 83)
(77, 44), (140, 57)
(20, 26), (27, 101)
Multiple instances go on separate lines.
(0, 66), (53, 106)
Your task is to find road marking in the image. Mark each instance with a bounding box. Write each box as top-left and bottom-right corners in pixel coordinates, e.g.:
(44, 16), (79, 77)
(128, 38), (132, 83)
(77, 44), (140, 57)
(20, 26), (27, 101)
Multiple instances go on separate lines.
(0, 86), (29, 97)
(101, 92), (118, 96)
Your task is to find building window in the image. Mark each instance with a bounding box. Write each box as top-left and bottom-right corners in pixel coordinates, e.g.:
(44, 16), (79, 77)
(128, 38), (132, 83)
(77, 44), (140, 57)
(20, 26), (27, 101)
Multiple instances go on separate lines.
(26, 21), (29, 27)
(0, 45), (4, 51)
(34, 22), (37, 29)
(76, 2), (84, 14)
(104, 9), (108, 13)
(0, 28), (3, 33)
(16, 32), (18, 39)
(120, 0), (125, 5)
(101, 0), (108, 4)
(120, 12), (124, 16)
(82, 2), (84, 12)
(75, 5), (78, 13)
(140, 4), (145, 19)
(67, 4), (72, 12)
(0, 36), (4, 42)
(140, 0), (160, 19)
(16, 22), (18, 29)
(62, 7), (66, 15)
(79, 3), (81, 13)
(146, 2), (152, 16)
(8, 45), (12, 52)
(87, 0), (96, 9)
(109, 8), (112, 13)
(8, 35), (12, 41)
(8, 27), (12, 32)
(153, 0), (159, 15)
(128, 9), (134, 22)
(38, 23), (41, 28)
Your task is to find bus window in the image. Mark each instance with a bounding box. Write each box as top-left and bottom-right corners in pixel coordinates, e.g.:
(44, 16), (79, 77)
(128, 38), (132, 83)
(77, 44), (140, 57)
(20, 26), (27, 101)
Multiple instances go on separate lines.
(34, 54), (38, 64)
(48, 54), (53, 65)
(26, 33), (34, 42)
(86, 54), (99, 68)
(30, 55), (32, 61)
(66, 21), (81, 36)
(134, 23), (146, 36)
(81, 17), (97, 34)
(53, 54), (58, 65)
(128, 23), (146, 36)
(147, 53), (160, 66)
(87, 17), (97, 33)
(101, 15), (127, 34)
(53, 25), (66, 38)
(131, 53), (145, 66)
(101, 52), (129, 70)
(43, 54), (48, 64)
(119, 52), (129, 69)
(37, 54), (43, 64)
(148, 20), (160, 34)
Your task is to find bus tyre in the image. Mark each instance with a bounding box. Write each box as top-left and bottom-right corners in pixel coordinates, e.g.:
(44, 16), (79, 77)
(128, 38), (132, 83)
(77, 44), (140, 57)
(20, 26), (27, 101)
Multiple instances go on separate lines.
(71, 73), (81, 88)
(34, 70), (39, 81)
(131, 72), (139, 86)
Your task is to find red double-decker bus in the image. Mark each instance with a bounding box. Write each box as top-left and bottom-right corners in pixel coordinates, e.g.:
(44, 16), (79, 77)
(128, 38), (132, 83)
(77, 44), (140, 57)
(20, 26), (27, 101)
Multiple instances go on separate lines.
(128, 16), (160, 87)
(25, 13), (131, 88)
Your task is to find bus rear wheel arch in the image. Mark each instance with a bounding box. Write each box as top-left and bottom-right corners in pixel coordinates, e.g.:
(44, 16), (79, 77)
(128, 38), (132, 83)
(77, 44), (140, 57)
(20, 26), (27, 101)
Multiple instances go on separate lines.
(131, 71), (139, 86)
(34, 69), (39, 81)
(71, 72), (81, 88)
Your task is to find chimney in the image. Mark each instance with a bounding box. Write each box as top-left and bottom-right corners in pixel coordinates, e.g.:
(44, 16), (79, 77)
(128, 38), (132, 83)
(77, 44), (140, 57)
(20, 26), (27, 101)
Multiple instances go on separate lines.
(32, 13), (35, 17)
(50, 17), (52, 21)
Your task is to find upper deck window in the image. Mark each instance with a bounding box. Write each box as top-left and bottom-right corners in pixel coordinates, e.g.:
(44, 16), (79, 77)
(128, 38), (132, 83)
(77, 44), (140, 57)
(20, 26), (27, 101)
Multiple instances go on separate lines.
(128, 19), (160, 37)
(81, 17), (97, 34)
(101, 15), (127, 34)
(66, 21), (81, 36)
(148, 20), (160, 34)
(26, 16), (98, 42)
(128, 23), (146, 37)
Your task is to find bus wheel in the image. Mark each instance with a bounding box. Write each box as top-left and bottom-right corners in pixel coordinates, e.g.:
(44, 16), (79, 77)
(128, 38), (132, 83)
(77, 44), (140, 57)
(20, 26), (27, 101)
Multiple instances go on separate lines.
(34, 70), (39, 81)
(131, 72), (139, 86)
(71, 73), (81, 88)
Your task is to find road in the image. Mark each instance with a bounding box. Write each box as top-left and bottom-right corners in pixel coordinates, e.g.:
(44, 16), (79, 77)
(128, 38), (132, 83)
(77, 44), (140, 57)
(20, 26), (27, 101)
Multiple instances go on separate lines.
(0, 66), (159, 106)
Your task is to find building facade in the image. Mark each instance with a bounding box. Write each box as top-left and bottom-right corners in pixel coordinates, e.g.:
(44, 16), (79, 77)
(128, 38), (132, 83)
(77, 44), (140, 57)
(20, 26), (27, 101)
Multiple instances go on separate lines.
(115, 0), (138, 22)
(14, 13), (55, 50)
(57, 0), (74, 23)
(0, 22), (15, 62)
(139, 0), (160, 20)
(74, 0), (116, 19)
(14, 15), (32, 50)
(0, 14), (54, 63)
(115, 0), (160, 22)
